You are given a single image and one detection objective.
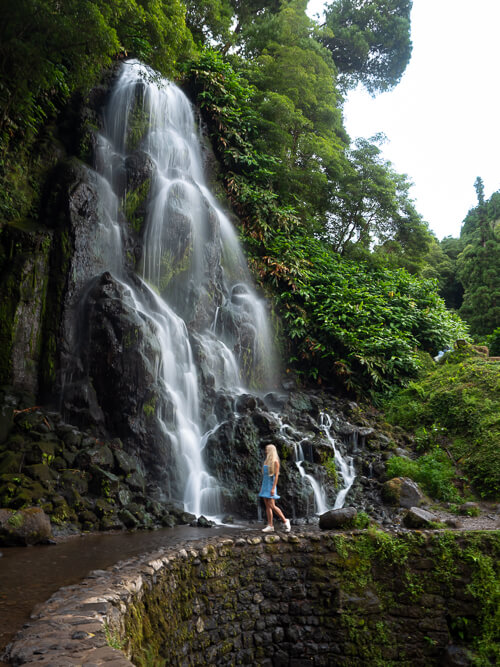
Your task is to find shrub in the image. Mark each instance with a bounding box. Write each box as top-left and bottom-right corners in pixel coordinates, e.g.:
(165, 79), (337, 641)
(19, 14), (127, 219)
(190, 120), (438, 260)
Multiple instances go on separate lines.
(385, 350), (500, 498)
(386, 451), (462, 503)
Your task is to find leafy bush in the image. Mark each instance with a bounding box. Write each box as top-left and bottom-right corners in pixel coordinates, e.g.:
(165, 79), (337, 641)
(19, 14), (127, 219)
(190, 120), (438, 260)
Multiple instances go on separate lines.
(487, 327), (500, 356)
(352, 511), (371, 529)
(385, 349), (500, 498)
(386, 451), (462, 503)
(261, 230), (469, 391)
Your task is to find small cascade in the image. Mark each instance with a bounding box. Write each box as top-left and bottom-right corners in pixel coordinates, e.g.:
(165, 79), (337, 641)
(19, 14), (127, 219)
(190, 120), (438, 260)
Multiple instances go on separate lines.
(319, 413), (356, 509)
(293, 440), (329, 515)
(274, 415), (329, 515)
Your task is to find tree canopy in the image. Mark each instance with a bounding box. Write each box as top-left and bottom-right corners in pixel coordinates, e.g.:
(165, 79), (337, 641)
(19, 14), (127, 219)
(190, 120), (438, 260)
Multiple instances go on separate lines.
(321, 0), (413, 94)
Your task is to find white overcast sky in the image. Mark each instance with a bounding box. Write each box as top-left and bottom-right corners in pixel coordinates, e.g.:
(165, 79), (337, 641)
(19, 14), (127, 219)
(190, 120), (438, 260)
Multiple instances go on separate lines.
(307, 0), (500, 239)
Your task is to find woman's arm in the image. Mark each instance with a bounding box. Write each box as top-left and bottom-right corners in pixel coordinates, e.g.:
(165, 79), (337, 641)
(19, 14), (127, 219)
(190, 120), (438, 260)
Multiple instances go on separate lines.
(271, 460), (280, 495)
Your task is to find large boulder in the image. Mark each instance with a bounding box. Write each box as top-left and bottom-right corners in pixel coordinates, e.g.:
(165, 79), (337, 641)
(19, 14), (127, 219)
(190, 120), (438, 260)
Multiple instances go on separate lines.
(382, 477), (424, 508)
(319, 507), (357, 530)
(402, 507), (437, 529)
(0, 507), (52, 546)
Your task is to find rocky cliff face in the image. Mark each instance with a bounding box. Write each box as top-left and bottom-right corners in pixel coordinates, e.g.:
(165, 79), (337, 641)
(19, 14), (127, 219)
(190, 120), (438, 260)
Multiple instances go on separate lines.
(0, 62), (406, 532)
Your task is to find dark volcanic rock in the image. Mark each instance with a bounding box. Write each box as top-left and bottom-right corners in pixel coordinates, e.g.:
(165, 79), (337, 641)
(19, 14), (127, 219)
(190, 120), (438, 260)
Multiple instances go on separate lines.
(0, 507), (52, 546)
(402, 507), (437, 528)
(382, 477), (424, 508)
(319, 507), (357, 530)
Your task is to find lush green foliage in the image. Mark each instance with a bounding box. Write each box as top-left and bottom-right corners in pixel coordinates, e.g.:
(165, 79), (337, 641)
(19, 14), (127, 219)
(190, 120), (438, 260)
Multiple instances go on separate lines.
(385, 346), (500, 498)
(185, 49), (299, 243)
(260, 230), (468, 391)
(386, 450), (462, 502)
(324, 135), (433, 263)
(430, 182), (500, 339)
(487, 327), (500, 356)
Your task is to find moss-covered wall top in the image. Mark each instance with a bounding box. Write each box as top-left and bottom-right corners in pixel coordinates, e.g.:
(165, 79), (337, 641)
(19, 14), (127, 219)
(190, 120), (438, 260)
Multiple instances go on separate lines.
(4, 529), (499, 666)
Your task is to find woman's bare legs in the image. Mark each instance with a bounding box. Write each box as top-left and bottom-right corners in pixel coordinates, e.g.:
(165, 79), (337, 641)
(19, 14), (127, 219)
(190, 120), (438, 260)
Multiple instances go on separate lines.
(264, 498), (287, 525)
(264, 498), (274, 526)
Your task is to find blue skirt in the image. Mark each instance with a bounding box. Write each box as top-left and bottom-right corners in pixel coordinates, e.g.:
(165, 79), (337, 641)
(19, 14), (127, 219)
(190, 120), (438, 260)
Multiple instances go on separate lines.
(259, 464), (280, 499)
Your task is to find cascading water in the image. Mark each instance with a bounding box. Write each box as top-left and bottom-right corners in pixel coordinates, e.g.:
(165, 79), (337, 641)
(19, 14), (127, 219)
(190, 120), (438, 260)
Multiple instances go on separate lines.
(320, 413), (356, 509)
(274, 416), (329, 514)
(88, 60), (278, 517)
(273, 411), (356, 515)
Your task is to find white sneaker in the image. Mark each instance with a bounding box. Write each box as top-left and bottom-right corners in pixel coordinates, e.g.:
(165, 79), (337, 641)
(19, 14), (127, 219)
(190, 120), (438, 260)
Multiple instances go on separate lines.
(284, 519), (291, 533)
(262, 525), (274, 533)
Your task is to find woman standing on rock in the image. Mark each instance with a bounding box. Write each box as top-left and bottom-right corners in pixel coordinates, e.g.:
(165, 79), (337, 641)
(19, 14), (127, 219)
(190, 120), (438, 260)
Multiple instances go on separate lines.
(259, 444), (291, 533)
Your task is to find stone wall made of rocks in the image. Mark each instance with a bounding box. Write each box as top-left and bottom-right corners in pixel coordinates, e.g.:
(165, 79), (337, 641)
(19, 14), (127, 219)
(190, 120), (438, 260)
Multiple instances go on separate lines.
(4, 530), (499, 666)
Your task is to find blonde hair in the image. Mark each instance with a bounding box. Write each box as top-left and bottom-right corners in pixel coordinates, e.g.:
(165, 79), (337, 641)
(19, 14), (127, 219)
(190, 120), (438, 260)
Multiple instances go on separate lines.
(264, 444), (279, 476)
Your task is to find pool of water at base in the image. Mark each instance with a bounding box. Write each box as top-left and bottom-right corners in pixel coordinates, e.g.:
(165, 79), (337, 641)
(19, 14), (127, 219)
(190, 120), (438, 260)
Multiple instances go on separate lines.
(0, 523), (254, 663)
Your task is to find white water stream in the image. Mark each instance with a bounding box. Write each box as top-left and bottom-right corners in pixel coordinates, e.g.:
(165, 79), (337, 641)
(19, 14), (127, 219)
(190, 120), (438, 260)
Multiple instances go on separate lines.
(93, 60), (277, 517)
(320, 413), (356, 509)
(276, 412), (355, 514)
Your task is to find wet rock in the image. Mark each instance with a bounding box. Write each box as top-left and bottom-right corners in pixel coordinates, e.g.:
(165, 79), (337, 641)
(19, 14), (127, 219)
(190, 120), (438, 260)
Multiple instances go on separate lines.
(382, 477), (424, 508)
(118, 508), (139, 529)
(60, 468), (88, 496)
(88, 466), (121, 497)
(197, 515), (214, 527)
(75, 443), (114, 469)
(78, 509), (99, 528)
(125, 150), (154, 192)
(0, 507), (52, 546)
(114, 448), (141, 475)
(23, 463), (58, 484)
(126, 469), (146, 492)
(402, 507), (437, 529)
(394, 447), (411, 458)
(252, 410), (280, 437)
(62, 429), (82, 449)
(459, 502), (480, 516)
(179, 511), (196, 525)
(319, 507), (357, 530)
(161, 513), (176, 527)
(235, 394), (258, 413)
(263, 393), (287, 411)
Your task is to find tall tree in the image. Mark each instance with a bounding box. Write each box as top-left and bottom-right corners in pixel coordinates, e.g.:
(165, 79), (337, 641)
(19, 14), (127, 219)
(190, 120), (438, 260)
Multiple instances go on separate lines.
(321, 0), (413, 94)
(457, 187), (500, 336)
(235, 0), (347, 221)
(323, 136), (430, 261)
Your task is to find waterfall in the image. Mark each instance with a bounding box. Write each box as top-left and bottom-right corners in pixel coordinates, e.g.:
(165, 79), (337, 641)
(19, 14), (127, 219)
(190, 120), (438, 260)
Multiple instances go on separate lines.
(88, 60), (277, 518)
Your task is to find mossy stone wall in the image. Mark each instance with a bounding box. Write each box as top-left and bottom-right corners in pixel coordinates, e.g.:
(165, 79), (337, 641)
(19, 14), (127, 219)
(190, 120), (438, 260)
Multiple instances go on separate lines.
(5, 531), (499, 666)
(118, 531), (499, 666)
